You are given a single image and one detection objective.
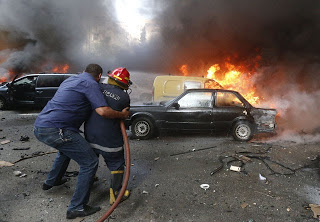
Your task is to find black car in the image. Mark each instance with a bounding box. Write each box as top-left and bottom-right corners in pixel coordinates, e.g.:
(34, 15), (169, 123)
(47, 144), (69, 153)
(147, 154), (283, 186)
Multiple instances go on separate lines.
(125, 88), (277, 142)
(0, 73), (77, 109)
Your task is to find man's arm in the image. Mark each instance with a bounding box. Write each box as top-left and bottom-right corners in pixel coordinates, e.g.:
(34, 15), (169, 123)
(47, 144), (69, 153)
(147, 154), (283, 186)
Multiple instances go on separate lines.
(95, 106), (130, 119)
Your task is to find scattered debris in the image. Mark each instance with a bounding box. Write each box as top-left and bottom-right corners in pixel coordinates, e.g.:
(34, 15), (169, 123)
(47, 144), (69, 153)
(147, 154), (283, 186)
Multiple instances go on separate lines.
(200, 184), (210, 190)
(0, 136), (5, 139)
(13, 170), (22, 176)
(20, 136), (30, 142)
(20, 173), (27, 178)
(309, 204), (320, 218)
(0, 160), (14, 167)
(12, 151), (58, 164)
(13, 147), (31, 150)
(155, 184), (159, 187)
(241, 203), (249, 209)
(230, 165), (241, 172)
(142, 190), (148, 194)
(211, 150), (303, 177)
(254, 191), (275, 198)
(1, 140), (10, 145)
(259, 174), (267, 181)
(170, 146), (217, 157)
(22, 192), (30, 197)
(210, 156), (226, 175)
(233, 154), (251, 163)
(154, 157), (160, 161)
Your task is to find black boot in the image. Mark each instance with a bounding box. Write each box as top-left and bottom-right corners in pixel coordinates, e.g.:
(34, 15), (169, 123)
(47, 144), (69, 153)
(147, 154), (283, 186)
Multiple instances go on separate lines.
(109, 170), (130, 205)
(66, 205), (101, 219)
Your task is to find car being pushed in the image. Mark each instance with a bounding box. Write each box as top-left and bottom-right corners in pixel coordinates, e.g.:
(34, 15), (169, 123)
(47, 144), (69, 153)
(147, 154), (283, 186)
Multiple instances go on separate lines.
(125, 88), (277, 142)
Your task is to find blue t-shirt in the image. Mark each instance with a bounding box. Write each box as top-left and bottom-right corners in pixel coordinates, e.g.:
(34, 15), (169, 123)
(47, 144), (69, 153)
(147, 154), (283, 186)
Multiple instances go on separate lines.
(84, 84), (130, 148)
(34, 72), (107, 132)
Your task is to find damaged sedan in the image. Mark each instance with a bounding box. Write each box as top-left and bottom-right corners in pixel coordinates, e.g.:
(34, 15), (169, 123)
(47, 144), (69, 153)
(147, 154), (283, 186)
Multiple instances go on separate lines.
(125, 88), (277, 142)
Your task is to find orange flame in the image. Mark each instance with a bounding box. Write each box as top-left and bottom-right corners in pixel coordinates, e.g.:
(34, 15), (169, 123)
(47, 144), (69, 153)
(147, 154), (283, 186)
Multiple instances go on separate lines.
(52, 64), (69, 73)
(0, 76), (7, 83)
(179, 64), (188, 76)
(179, 63), (261, 105)
(206, 62), (260, 104)
(207, 64), (220, 79)
(0, 69), (16, 83)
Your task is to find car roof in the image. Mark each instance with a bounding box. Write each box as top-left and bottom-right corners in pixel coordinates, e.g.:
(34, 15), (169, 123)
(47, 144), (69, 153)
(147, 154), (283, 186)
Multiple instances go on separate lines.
(18, 73), (78, 78)
(185, 88), (239, 94)
(31, 73), (77, 76)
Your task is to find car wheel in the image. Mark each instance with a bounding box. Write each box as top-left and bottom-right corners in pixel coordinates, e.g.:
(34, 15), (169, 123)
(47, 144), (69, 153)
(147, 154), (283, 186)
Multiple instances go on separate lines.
(232, 121), (253, 142)
(131, 117), (154, 139)
(0, 97), (6, 110)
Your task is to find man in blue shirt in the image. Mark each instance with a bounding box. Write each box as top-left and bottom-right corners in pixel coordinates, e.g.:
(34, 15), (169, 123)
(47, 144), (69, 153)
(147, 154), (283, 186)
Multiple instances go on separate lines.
(34, 64), (130, 220)
(85, 67), (131, 206)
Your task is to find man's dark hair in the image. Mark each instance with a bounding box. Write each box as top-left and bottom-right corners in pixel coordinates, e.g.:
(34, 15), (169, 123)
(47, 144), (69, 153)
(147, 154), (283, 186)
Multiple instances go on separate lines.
(85, 64), (103, 77)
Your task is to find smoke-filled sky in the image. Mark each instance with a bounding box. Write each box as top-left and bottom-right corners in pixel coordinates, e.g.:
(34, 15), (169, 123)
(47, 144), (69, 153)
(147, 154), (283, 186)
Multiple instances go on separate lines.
(0, 0), (320, 138)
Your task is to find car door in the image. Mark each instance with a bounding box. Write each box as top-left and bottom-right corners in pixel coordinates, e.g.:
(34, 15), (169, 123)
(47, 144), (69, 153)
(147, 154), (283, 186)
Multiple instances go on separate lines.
(211, 91), (248, 131)
(163, 91), (213, 131)
(10, 75), (38, 104)
(35, 75), (65, 106)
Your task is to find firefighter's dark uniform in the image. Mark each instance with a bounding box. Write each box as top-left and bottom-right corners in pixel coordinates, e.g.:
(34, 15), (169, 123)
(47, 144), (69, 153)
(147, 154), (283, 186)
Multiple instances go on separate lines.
(84, 83), (130, 205)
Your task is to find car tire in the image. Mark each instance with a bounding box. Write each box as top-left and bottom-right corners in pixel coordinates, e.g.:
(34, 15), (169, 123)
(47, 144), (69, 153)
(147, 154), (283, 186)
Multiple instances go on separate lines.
(131, 117), (154, 139)
(0, 97), (6, 110)
(232, 121), (253, 142)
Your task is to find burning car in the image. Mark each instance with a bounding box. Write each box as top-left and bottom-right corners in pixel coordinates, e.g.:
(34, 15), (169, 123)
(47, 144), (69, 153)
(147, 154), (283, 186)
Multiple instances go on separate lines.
(0, 73), (76, 109)
(125, 88), (277, 142)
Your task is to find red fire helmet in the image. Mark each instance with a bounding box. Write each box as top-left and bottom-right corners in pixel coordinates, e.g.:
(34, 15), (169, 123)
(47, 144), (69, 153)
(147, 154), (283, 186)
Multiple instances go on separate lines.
(108, 67), (132, 87)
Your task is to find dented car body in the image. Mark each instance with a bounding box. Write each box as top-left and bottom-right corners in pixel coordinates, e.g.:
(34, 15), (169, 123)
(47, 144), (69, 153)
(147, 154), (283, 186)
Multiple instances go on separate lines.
(125, 88), (277, 142)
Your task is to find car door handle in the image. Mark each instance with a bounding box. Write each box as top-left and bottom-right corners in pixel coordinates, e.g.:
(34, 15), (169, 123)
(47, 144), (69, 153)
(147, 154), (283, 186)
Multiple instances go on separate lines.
(36, 91), (43, 94)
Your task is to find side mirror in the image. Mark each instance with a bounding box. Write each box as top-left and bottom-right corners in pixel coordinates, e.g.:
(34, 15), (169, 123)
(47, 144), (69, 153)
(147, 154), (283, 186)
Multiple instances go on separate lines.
(172, 102), (180, 110)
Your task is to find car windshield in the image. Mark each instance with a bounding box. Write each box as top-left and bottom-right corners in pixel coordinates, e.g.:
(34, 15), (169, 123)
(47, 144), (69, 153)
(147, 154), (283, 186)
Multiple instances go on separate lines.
(163, 98), (175, 106)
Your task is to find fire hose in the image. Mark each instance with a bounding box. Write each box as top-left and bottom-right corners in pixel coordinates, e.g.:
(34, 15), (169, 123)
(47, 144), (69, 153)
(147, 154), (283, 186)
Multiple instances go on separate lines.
(96, 121), (131, 222)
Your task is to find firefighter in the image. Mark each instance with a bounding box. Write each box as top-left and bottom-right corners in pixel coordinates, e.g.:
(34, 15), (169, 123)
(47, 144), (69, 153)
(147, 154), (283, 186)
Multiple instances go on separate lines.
(84, 67), (132, 205)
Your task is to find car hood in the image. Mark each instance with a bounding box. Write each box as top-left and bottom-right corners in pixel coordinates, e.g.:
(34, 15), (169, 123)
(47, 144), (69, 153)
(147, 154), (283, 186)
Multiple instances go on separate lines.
(250, 107), (277, 130)
(130, 103), (166, 112)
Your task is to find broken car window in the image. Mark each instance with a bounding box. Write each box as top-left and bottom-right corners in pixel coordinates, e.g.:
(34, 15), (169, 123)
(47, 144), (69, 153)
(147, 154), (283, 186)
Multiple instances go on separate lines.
(216, 92), (244, 107)
(178, 91), (212, 108)
(14, 76), (37, 86)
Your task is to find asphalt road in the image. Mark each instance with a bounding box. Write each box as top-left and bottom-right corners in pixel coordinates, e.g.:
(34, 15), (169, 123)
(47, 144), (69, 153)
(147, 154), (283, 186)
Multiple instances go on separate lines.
(1, 109), (320, 222)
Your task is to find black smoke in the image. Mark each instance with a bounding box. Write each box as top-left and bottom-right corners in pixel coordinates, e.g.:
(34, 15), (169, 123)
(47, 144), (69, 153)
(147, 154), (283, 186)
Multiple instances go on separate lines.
(0, 0), (120, 76)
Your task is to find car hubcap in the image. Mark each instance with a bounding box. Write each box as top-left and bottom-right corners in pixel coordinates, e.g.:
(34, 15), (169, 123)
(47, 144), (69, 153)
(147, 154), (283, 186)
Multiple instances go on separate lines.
(135, 121), (150, 137)
(236, 124), (250, 139)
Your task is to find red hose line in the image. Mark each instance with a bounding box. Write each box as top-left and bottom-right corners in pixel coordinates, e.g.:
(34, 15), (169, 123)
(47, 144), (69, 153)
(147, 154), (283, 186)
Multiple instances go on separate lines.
(96, 121), (131, 222)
